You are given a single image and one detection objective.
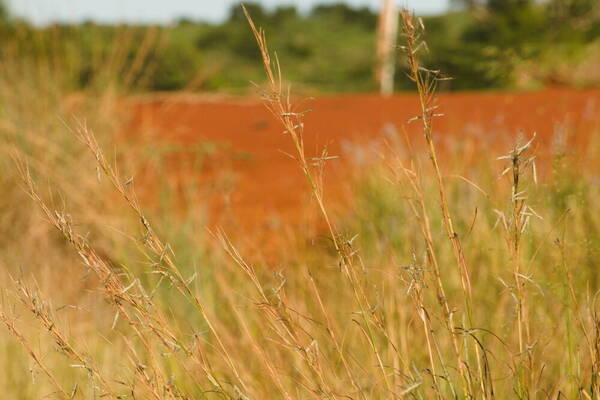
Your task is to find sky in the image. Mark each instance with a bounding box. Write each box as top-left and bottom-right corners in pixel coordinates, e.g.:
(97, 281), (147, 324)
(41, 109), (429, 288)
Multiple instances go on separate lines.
(6, 0), (450, 26)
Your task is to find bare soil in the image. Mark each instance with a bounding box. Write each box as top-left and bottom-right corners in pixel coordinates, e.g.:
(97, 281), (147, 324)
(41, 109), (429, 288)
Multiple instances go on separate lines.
(126, 88), (600, 232)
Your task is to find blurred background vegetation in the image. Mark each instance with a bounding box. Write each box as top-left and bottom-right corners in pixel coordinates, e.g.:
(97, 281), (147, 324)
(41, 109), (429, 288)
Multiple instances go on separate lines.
(0, 0), (598, 93)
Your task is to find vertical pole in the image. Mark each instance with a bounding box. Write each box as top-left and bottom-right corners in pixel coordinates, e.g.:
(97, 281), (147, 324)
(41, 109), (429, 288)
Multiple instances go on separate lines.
(376, 0), (398, 96)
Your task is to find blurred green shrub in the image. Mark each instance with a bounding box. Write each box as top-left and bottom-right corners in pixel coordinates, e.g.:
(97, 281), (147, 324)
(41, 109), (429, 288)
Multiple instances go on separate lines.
(0, 0), (598, 92)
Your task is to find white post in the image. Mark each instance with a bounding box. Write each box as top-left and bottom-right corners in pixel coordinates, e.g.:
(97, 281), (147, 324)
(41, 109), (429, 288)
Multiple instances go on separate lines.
(376, 0), (398, 96)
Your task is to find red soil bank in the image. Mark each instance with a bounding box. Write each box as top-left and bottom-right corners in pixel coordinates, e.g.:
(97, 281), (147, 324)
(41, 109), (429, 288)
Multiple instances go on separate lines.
(127, 88), (600, 231)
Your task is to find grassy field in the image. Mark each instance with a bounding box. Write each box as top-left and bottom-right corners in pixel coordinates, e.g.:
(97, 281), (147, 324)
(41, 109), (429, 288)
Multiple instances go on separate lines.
(1, 8), (600, 400)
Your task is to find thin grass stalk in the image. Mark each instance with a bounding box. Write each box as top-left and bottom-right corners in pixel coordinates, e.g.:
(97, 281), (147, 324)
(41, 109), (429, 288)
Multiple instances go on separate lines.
(401, 259), (443, 398)
(400, 10), (472, 301)
(242, 6), (397, 396)
(13, 156), (236, 398)
(73, 123), (250, 396)
(497, 136), (538, 396)
(13, 281), (118, 399)
(394, 158), (459, 397)
(307, 272), (367, 399)
(400, 9), (485, 397)
(216, 230), (343, 398)
(0, 310), (72, 399)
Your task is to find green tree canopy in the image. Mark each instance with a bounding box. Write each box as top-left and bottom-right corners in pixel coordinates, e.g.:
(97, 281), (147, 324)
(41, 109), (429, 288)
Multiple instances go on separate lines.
(0, 0), (8, 22)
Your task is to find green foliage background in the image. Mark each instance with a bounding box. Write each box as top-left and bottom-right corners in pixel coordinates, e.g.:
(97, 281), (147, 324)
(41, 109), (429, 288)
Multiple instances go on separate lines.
(0, 0), (598, 93)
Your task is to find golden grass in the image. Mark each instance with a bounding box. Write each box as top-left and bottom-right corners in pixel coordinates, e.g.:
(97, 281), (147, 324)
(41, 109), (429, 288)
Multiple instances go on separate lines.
(1, 7), (600, 400)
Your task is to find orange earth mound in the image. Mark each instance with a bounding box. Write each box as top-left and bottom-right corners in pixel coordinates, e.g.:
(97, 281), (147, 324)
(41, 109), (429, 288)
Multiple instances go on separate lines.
(126, 88), (600, 233)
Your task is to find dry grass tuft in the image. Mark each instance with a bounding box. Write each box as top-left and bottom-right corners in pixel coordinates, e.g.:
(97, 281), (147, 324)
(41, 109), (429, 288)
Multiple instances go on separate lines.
(0, 6), (599, 400)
